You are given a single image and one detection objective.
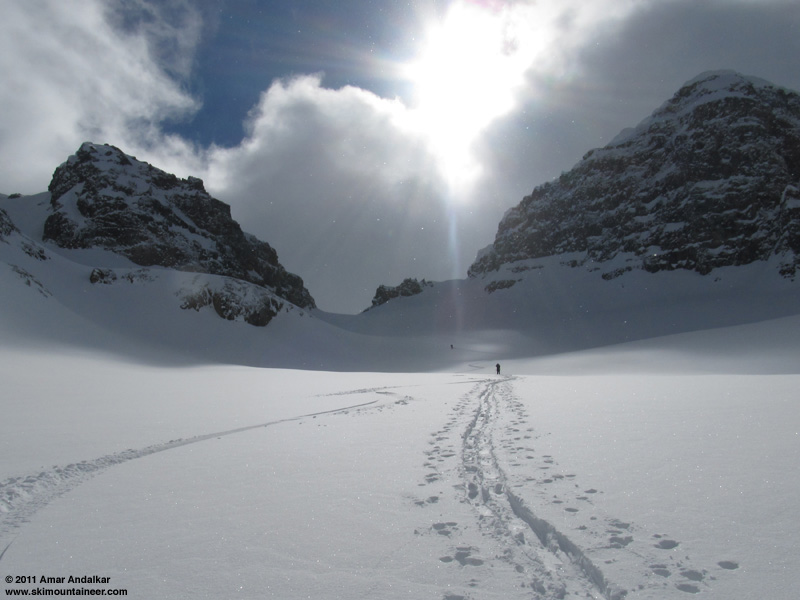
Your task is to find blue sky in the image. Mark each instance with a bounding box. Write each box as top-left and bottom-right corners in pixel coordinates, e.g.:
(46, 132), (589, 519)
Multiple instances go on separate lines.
(2, 0), (799, 313)
(163, 0), (433, 146)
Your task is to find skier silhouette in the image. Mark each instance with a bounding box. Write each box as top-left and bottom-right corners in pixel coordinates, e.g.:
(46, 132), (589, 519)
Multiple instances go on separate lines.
(496, 363), (501, 375)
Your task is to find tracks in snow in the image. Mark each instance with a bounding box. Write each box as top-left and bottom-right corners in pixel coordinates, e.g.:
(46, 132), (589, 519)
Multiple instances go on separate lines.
(417, 376), (735, 599)
(417, 377), (626, 600)
(460, 378), (625, 600)
(0, 398), (379, 550)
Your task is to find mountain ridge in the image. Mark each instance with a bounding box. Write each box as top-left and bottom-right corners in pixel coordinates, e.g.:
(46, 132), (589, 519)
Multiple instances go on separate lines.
(2, 71), (800, 369)
(47, 143), (313, 304)
(38, 142), (314, 325)
(468, 70), (800, 287)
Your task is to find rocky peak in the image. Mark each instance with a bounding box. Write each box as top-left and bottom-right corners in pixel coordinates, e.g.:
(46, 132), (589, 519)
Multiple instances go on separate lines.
(43, 142), (314, 309)
(469, 71), (800, 284)
(368, 278), (433, 310)
(0, 207), (19, 240)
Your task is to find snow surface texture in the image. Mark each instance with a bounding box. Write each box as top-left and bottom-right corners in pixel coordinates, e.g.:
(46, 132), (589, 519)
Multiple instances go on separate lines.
(1, 338), (798, 599)
(469, 70), (800, 283)
(1, 203), (799, 598)
(1, 127), (799, 599)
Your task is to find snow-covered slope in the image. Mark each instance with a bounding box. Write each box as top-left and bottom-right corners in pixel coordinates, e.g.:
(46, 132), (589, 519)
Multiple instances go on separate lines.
(3, 195), (800, 371)
(4, 72), (800, 368)
(1, 318), (798, 599)
(43, 142), (313, 322)
(470, 71), (800, 283)
(2, 73), (800, 598)
(4, 195), (798, 371)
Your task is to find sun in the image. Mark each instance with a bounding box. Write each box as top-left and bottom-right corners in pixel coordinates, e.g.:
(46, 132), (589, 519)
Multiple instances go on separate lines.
(402, 1), (536, 196)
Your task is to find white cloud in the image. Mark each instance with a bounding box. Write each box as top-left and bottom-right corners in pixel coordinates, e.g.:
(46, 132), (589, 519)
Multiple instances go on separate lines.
(2, 0), (798, 312)
(210, 75), (440, 198)
(206, 75), (459, 312)
(200, 0), (671, 312)
(0, 0), (202, 193)
(103, 0), (204, 81)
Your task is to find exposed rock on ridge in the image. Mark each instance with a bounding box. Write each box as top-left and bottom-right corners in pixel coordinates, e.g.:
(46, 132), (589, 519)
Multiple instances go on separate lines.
(0, 208), (18, 241)
(469, 71), (800, 283)
(368, 278), (433, 309)
(43, 143), (315, 318)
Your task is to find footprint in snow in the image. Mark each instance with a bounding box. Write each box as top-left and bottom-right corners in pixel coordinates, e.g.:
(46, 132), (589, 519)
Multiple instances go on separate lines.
(651, 564), (671, 577)
(413, 495), (441, 507)
(432, 521), (458, 536)
(440, 547), (485, 567)
(608, 535), (633, 548)
(467, 482), (479, 499)
(424, 473), (440, 484)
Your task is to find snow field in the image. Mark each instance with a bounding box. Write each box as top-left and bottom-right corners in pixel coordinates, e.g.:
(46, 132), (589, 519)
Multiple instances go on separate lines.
(2, 343), (797, 598)
(493, 374), (800, 598)
(1, 372), (498, 598)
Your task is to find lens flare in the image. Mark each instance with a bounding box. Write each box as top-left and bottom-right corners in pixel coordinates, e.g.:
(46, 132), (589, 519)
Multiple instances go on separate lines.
(402, 2), (544, 196)
(400, 0), (644, 201)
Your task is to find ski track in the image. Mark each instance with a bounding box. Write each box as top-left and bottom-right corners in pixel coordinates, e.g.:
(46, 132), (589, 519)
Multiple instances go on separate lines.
(0, 397), (382, 552)
(1, 376), (738, 598)
(414, 377), (730, 599)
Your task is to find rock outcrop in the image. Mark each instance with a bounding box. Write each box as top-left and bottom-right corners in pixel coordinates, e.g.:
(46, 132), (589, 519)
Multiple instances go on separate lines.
(42, 143), (314, 322)
(368, 277), (433, 309)
(469, 71), (800, 284)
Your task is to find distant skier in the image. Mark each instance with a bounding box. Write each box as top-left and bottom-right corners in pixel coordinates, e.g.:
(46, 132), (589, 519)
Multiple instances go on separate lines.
(496, 363), (501, 375)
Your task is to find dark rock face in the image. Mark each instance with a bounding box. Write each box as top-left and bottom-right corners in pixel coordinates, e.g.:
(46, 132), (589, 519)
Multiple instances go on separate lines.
(44, 143), (315, 312)
(0, 208), (19, 241)
(2, 206), (49, 261)
(469, 71), (800, 282)
(369, 278), (432, 309)
(178, 276), (287, 327)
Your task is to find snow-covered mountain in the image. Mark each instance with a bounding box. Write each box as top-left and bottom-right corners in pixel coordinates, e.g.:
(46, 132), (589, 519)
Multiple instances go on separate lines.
(3, 142), (315, 329)
(2, 72), (800, 369)
(45, 142), (314, 319)
(469, 71), (800, 286)
(2, 77), (800, 598)
(367, 277), (433, 309)
(343, 71), (800, 358)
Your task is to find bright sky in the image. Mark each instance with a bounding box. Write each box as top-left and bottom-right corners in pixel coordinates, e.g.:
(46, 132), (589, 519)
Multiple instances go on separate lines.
(1, 0), (799, 313)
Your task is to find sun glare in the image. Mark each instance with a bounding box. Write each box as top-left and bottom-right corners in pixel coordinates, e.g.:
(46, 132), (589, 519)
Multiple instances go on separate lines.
(403, 2), (537, 196)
